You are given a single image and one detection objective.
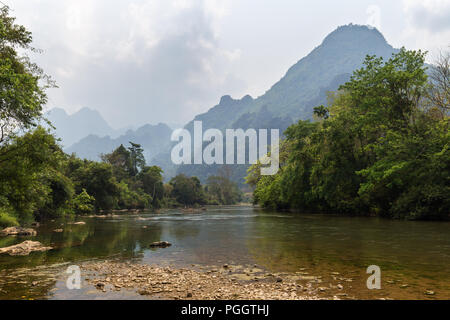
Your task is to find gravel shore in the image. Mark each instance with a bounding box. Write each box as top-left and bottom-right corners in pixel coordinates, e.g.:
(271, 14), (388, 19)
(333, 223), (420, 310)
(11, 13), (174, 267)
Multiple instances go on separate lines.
(81, 261), (345, 300)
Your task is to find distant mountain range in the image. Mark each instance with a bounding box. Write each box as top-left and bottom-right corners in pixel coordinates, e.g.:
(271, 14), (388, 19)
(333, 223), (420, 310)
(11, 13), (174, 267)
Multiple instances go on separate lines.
(46, 24), (400, 183)
(184, 24), (397, 132)
(65, 123), (173, 164)
(44, 107), (172, 164)
(44, 107), (134, 148)
(176, 24), (399, 183)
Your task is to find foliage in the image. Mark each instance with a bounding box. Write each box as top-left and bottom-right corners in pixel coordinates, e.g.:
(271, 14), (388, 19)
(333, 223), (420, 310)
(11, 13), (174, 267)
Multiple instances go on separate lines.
(128, 142), (145, 176)
(0, 127), (68, 223)
(169, 174), (206, 206)
(0, 207), (18, 227)
(72, 189), (95, 215)
(138, 166), (164, 208)
(206, 175), (242, 205)
(0, 6), (53, 146)
(249, 49), (450, 220)
(0, 6), (240, 228)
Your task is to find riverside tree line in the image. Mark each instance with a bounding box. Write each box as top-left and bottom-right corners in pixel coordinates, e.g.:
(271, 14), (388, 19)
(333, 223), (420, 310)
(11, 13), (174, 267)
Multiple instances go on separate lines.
(247, 48), (449, 220)
(0, 7), (241, 227)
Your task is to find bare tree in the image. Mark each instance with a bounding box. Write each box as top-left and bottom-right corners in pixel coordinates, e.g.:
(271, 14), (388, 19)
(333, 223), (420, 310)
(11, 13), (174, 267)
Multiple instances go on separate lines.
(425, 51), (450, 118)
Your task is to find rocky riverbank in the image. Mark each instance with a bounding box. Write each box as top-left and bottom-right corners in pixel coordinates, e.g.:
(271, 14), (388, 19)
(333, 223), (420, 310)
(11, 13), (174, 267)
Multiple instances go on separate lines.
(0, 241), (52, 256)
(81, 261), (349, 300)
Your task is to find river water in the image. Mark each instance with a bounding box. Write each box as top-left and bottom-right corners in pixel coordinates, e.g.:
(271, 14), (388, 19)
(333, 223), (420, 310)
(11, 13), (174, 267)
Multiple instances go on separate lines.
(0, 206), (449, 299)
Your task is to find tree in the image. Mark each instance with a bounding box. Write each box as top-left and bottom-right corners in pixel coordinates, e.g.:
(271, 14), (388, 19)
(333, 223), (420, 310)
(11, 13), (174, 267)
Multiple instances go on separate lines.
(128, 142), (145, 176)
(0, 127), (69, 223)
(101, 144), (132, 181)
(206, 166), (242, 205)
(0, 5), (54, 146)
(248, 49), (449, 219)
(138, 166), (164, 208)
(72, 188), (95, 215)
(424, 52), (450, 118)
(67, 159), (120, 211)
(170, 174), (206, 206)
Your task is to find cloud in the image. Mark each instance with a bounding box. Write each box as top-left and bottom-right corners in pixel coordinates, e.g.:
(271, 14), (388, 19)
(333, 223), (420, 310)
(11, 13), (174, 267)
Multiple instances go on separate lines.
(6, 0), (244, 128)
(401, 0), (450, 61)
(403, 0), (450, 32)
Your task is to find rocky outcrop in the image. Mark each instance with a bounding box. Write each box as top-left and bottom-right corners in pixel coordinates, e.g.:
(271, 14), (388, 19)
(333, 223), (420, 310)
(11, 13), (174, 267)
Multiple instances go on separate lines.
(0, 241), (52, 256)
(0, 227), (37, 236)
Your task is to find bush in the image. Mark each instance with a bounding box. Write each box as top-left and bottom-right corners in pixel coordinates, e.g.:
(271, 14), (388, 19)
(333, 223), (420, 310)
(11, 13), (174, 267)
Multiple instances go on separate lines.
(72, 189), (95, 215)
(0, 209), (19, 228)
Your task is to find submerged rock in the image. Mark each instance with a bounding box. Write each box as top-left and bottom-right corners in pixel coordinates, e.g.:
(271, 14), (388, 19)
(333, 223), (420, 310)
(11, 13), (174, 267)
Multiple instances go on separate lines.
(69, 221), (86, 225)
(149, 241), (172, 248)
(0, 241), (52, 256)
(0, 227), (37, 236)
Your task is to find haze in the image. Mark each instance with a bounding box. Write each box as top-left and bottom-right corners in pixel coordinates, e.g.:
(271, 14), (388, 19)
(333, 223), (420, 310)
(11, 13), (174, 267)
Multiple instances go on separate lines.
(4, 0), (450, 128)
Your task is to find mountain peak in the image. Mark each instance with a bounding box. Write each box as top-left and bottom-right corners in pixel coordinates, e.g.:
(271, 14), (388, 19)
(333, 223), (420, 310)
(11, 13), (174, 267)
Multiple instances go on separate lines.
(74, 107), (102, 117)
(219, 95), (234, 105)
(321, 24), (388, 49)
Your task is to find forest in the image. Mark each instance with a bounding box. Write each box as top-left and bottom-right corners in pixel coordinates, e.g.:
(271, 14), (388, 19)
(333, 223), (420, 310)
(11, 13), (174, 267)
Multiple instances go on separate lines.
(248, 48), (449, 220)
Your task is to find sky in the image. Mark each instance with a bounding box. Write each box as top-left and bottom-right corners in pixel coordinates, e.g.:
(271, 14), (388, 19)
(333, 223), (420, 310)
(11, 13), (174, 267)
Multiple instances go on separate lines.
(3, 0), (450, 128)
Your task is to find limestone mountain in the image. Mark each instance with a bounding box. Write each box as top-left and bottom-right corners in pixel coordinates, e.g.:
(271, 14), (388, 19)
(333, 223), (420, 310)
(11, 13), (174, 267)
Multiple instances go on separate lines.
(185, 24), (397, 133)
(175, 24), (399, 183)
(50, 25), (401, 183)
(44, 107), (118, 148)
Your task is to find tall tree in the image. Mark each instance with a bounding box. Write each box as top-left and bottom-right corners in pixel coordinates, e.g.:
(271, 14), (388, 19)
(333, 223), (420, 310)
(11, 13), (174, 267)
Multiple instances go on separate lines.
(101, 144), (132, 181)
(0, 5), (53, 146)
(128, 142), (145, 176)
(138, 166), (164, 208)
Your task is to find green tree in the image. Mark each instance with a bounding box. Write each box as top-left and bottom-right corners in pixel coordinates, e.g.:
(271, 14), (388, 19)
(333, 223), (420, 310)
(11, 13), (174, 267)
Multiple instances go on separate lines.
(128, 142), (145, 176)
(101, 144), (132, 181)
(138, 166), (164, 208)
(206, 167), (242, 205)
(248, 49), (449, 220)
(66, 159), (120, 211)
(0, 5), (53, 146)
(72, 188), (95, 215)
(0, 127), (69, 223)
(170, 174), (206, 206)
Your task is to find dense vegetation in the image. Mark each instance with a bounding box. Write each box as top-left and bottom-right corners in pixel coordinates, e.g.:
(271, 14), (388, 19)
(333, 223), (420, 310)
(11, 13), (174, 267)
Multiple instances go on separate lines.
(0, 7), (241, 227)
(248, 49), (449, 220)
(1, 6), (448, 227)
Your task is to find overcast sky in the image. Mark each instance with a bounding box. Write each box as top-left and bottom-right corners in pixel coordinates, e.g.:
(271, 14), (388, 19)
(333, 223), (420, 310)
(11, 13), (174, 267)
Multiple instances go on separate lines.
(4, 0), (450, 128)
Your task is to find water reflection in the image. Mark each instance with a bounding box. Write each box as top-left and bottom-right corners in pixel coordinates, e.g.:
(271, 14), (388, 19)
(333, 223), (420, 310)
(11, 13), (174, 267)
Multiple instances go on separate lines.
(0, 207), (449, 299)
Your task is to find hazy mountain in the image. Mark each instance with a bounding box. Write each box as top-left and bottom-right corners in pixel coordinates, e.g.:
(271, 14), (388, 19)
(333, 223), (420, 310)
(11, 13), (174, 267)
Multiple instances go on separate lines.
(173, 24), (399, 184)
(185, 24), (397, 133)
(54, 24), (401, 183)
(44, 107), (117, 148)
(66, 123), (173, 163)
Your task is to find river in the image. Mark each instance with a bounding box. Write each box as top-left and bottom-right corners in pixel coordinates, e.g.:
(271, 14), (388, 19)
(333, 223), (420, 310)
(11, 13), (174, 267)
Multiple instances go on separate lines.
(0, 206), (449, 299)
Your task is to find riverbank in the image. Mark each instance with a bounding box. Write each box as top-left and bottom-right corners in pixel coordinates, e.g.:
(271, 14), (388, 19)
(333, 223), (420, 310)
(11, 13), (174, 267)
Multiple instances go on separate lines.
(82, 261), (328, 300)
